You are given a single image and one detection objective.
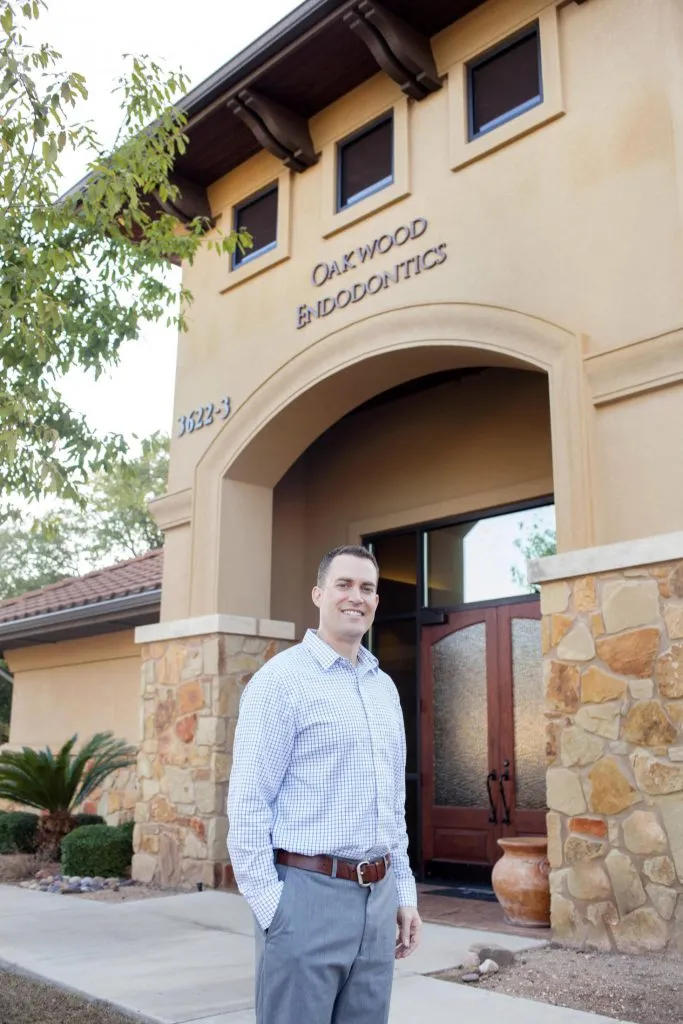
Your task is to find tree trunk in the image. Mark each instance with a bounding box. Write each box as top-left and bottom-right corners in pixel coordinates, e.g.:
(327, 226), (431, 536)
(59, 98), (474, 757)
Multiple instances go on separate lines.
(36, 811), (77, 859)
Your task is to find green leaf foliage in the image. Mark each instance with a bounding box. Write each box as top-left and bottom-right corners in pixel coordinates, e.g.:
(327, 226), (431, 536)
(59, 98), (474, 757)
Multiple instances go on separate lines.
(0, 1), (250, 505)
(0, 431), (168, 599)
(61, 822), (133, 877)
(0, 731), (137, 814)
(0, 809), (38, 853)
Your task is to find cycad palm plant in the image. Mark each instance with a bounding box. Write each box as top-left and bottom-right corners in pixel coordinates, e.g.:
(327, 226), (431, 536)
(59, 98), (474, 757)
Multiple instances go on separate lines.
(0, 732), (136, 856)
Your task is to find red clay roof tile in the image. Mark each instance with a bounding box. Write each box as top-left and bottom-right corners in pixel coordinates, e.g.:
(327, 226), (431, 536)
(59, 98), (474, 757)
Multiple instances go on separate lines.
(0, 548), (163, 624)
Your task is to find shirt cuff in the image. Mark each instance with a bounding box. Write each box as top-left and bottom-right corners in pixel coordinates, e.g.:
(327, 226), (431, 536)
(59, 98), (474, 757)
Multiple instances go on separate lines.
(396, 875), (418, 908)
(249, 880), (284, 932)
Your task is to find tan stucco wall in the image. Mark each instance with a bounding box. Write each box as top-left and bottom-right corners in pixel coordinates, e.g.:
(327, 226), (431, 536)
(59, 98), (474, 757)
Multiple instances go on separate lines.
(271, 368), (552, 633)
(149, 0), (683, 623)
(6, 631), (141, 749)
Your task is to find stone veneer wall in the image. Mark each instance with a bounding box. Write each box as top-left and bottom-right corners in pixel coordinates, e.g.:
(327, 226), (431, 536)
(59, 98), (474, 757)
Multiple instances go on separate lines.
(542, 561), (683, 955)
(80, 766), (139, 825)
(132, 631), (291, 888)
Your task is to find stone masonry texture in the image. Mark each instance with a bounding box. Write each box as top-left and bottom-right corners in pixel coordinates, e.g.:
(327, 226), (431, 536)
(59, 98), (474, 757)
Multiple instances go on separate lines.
(543, 564), (683, 955)
(132, 632), (290, 889)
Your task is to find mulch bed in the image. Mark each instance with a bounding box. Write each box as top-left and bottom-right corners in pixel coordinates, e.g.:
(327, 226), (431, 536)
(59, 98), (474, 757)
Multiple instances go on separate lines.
(434, 944), (683, 1024)
(0, 968), (139, 1024)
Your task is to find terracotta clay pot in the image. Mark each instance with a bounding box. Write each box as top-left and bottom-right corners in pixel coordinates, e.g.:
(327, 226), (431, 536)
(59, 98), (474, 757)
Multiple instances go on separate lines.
(491, 836), (551, 928)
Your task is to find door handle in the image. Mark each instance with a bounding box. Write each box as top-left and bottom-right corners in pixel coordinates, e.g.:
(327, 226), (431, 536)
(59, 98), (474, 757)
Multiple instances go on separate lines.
(498, 760), (511, 826)
(486, 769), (498, 824)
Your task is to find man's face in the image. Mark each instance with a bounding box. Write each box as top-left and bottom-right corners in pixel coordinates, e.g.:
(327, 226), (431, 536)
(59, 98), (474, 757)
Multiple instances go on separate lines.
(312, 554), (379, 644)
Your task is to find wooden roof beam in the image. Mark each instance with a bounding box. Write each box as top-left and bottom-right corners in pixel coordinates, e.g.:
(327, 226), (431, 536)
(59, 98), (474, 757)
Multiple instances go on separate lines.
(343, 0), (441, 101)
(227, 88), (319, 173)
(152, 172), (216, 229)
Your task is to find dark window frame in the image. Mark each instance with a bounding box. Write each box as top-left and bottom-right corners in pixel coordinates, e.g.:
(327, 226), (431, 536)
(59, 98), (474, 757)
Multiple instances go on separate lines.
(231, 182), (278, 269)
(467, 22), (543, 142)
(336, 112), (394, 212)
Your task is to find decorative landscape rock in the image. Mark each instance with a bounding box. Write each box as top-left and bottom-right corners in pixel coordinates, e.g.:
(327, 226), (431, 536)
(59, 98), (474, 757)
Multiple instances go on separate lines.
(469, 944), (515, 968)
(20, 872), (127, 894)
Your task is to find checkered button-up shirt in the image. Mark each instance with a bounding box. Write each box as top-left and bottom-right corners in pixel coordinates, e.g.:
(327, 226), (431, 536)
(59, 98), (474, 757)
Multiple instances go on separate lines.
(227, 629), (417, 930)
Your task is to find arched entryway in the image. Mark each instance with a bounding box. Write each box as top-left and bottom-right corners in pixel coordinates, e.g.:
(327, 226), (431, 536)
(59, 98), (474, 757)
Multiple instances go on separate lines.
(190, 302), (591, 621)
(188, 302), (590, 882)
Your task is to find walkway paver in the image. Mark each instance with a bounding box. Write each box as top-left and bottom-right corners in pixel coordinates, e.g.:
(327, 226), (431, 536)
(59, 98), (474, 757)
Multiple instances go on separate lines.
(0, 885), (632, 1024)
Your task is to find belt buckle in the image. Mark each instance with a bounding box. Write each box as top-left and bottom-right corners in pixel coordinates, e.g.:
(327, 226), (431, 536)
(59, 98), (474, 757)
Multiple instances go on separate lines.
(356, 860), (372, 887)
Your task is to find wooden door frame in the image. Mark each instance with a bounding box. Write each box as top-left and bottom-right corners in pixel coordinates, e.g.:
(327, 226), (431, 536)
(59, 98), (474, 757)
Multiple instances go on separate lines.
(420, 607), (501, 865)
(419, 595), (543, 873)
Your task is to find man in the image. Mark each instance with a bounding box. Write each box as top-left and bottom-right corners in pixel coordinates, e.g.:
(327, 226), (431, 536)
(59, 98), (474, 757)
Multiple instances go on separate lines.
(227, 544), (421, 1024)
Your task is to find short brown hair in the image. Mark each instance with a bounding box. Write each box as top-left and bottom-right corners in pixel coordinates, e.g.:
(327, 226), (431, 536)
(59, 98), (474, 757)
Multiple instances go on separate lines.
(316, 545), (379, 588)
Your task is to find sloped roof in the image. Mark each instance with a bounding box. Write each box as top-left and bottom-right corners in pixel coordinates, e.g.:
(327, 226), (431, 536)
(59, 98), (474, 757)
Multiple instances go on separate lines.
(0, 549), (163, 625)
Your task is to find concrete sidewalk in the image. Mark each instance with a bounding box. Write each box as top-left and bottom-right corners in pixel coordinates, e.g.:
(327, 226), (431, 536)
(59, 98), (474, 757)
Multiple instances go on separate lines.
(0, 884), (631, 1024)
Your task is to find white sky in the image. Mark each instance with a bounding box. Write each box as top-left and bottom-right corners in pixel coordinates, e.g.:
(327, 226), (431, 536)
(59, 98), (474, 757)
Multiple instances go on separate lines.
(37, 0), (302, 443)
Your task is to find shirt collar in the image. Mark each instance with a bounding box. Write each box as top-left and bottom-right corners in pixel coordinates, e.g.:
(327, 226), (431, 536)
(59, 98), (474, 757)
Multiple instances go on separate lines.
(303, 629), (379, 677)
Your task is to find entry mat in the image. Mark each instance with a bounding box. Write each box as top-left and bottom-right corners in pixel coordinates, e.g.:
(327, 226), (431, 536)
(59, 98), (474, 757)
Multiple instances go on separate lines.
(426, 884), (498, 903)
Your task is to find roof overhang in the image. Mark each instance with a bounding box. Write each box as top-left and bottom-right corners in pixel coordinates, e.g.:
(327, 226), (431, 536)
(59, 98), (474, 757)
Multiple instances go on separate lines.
(64, 0), (487, 218)
(0, 590), (161, 650)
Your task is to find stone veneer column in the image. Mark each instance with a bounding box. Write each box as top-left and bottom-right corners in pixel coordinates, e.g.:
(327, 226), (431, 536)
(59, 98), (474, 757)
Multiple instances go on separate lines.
(530, 534), (683, 956)
(131, 616), (294, 888)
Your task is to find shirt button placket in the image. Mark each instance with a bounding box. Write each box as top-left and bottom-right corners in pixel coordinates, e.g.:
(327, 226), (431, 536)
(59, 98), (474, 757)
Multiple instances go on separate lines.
(357, 668), (381, 852)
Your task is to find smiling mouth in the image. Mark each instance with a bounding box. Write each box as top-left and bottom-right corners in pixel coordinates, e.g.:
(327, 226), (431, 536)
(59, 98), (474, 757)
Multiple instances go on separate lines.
(341, 609), (364, 617)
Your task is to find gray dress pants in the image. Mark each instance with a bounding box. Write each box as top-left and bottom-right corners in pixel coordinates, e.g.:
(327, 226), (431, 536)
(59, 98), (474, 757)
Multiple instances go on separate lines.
(253, 862), (397, 1024)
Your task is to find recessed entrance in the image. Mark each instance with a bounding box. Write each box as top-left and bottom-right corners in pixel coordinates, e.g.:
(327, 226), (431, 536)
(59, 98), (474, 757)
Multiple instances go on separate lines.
(365, 500), (553, 882)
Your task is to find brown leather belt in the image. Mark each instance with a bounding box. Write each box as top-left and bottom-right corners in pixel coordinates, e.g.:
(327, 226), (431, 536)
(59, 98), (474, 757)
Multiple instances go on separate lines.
(275, 849), (390, 886)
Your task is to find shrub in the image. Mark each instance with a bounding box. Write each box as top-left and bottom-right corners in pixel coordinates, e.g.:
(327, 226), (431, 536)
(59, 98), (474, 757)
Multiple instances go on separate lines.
(116, 820), (135, 842)
(0, 731), (136, 857)
(61, 823), (133, 878)
(72, 813), (106, 828)
(0, 810), (38, 854)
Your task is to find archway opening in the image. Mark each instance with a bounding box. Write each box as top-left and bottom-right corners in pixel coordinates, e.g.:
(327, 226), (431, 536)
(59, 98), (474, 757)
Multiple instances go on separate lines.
(262, 358), (554, 883)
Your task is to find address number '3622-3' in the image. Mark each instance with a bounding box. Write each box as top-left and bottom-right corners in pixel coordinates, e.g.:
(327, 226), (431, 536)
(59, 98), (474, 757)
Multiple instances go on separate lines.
(177, 397), (231, 437)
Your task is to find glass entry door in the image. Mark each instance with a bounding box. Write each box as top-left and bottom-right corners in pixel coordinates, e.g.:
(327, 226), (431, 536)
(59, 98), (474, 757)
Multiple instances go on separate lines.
(420, 600), (545, 869)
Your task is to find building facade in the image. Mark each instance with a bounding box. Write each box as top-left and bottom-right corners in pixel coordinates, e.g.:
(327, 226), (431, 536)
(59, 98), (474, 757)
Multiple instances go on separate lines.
(3, 0), (683, 955)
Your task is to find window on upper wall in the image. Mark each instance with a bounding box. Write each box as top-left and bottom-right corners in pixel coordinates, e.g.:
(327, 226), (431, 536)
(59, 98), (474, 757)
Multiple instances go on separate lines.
(337, 114), (393, 211)
(468, 23), (542, 140)
(232, 184), (278, 268)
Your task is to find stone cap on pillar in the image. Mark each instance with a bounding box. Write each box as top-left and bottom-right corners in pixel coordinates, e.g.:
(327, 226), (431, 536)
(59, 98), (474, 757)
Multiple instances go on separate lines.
(135, 614), (296, 644)
(528, 530), (683, 586)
